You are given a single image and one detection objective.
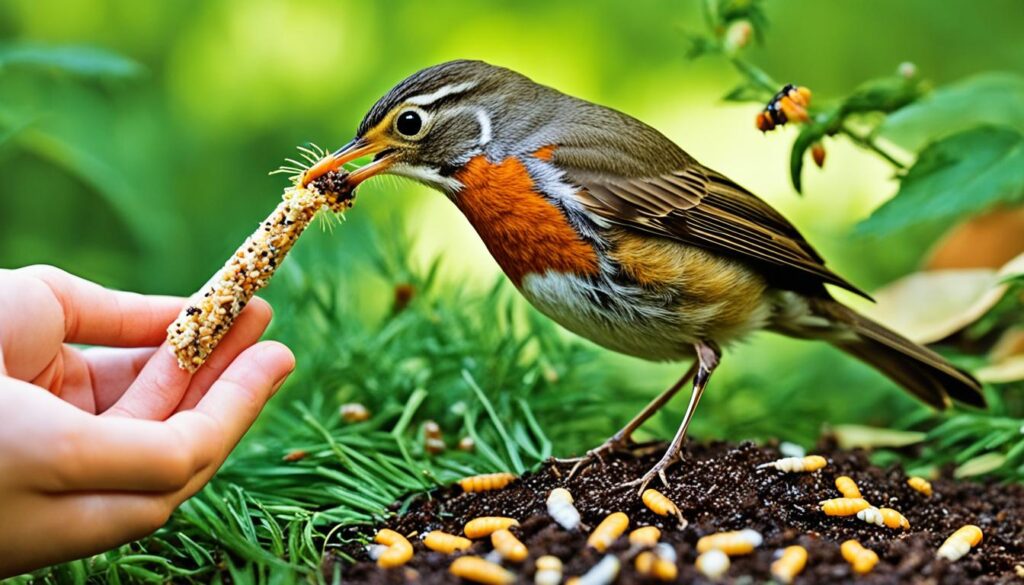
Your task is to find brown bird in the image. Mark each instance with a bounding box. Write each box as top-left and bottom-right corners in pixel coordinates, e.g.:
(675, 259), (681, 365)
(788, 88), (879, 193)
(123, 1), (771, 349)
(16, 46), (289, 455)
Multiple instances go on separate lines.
(302, 60), (984, 491)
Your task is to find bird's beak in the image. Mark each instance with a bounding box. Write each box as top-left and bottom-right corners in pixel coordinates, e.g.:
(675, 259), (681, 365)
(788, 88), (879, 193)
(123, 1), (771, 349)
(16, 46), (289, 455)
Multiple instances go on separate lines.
(299, 137), (395, 188)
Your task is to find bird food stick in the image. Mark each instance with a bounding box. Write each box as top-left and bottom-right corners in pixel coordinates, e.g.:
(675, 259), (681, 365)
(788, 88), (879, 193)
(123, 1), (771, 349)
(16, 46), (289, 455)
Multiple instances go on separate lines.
(166, 173), (352, 372)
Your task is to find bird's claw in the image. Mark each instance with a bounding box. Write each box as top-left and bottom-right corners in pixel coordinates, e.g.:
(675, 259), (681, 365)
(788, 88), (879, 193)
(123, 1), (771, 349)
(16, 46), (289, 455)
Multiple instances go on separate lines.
(617, 453), (679, 495)
(555, 436), (633, 480)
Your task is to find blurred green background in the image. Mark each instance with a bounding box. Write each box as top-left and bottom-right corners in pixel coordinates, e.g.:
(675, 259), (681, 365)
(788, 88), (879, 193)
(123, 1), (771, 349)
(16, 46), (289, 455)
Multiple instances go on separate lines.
(1, 0), (1023, 442)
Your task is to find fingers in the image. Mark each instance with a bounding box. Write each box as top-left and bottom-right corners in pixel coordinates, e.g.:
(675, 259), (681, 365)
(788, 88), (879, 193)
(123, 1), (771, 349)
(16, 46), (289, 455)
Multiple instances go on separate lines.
(103, 300), (273, 420)
(101, 343), (192, 420)
(84, 347), (158, 413)
(168, 342), (294, 477)
(175, 298), (273, 412)
(0, 490), (174, 577)
(17, 265), (184, 347)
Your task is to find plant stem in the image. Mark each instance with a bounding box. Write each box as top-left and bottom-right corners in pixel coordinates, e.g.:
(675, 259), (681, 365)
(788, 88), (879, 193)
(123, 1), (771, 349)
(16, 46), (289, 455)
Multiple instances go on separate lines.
(838, 125), (907, 169)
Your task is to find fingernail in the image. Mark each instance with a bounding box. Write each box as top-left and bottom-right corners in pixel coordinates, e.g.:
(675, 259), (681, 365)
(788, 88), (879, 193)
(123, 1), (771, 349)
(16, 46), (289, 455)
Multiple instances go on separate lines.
(271, 369), (293, 395)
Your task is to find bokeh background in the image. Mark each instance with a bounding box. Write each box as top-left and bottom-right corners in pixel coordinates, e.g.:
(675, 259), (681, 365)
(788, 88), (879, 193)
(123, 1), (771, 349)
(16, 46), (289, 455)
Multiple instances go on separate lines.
(1, 0), (1023, 444)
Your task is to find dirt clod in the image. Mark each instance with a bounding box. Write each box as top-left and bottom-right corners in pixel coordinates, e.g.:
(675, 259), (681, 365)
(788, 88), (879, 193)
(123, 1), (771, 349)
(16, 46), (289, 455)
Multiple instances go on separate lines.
(333, 441), (1024, 584)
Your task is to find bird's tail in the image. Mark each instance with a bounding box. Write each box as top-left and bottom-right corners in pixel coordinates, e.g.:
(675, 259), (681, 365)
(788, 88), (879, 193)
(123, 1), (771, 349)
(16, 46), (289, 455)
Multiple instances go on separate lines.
(813, 300), (986, 409)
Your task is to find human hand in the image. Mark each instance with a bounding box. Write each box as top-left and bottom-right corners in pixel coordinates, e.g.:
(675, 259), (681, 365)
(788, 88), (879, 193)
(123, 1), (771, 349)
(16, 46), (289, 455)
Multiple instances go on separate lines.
(0, 266), (295, 577)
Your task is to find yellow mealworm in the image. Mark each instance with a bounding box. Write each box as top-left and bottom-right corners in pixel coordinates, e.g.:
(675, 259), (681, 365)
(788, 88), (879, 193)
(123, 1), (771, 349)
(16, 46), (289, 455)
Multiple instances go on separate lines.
(820, 497), (870, 516)
(534, 555), (563, 585)
(641, 489), (683, 522)
(635, 543), (677, 581)
(908, 476), (933, 497)
(937, 525), (983, 562)
(587, 512), (629, 552)
(628, 526), (661, 547)
(758, 455), (827, 473)
(771, 545), (808, 584)
(835, 476), (862, 499)
(857, 506), (910, 529)
(449, 556), (515, 585)
(373, 529), (413, 568)
(459, 472), (517, 493)
(695, 549), (730, 580)
(696, 529), (763, 556)
(422, 530), (471, 554)
(841, 540), (879, 575)
(547, 488), (581, 531)
(464, 517), (519, 539)
(491, 528), (528, 562)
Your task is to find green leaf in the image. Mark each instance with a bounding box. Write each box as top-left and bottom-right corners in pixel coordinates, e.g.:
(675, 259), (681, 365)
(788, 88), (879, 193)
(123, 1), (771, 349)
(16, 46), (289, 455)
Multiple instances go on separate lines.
(832, 424), (926, 449)
(0, 43), (143, 78)
(856, 126), (1024, 236)
(880, 72), (1024, 151)
(954, 452), (1007, 478)
(722, 81), (770, 103)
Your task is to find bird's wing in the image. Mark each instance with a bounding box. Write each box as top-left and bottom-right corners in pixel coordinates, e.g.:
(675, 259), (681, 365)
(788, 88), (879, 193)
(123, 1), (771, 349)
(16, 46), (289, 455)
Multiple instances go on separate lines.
(565, 162), (871, 300)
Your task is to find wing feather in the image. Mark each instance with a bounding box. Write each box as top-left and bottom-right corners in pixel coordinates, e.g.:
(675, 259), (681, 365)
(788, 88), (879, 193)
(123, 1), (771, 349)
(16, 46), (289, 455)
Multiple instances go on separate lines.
(565, 162), (870, 299)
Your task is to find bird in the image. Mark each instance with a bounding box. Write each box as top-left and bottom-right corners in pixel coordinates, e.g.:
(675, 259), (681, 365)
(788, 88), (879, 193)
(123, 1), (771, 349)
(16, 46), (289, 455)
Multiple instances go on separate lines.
(300, 60), (984, 491)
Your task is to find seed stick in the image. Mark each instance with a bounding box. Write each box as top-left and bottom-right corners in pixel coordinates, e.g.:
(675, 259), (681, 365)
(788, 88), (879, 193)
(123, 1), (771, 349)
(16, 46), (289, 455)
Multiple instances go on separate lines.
(166, 172), (351, 372)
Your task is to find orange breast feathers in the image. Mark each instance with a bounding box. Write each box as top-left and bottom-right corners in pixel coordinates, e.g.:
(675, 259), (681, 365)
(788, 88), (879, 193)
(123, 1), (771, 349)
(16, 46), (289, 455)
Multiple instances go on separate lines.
(453, 154), (600, 286)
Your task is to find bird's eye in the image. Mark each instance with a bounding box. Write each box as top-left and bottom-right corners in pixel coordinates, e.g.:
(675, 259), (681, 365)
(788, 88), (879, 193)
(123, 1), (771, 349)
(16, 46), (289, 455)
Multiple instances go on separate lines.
(396, 110), (423, 137)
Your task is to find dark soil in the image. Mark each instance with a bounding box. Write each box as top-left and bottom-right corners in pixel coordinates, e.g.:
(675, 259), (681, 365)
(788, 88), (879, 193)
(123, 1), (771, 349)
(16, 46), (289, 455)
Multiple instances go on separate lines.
(330, 441), (1024, 584)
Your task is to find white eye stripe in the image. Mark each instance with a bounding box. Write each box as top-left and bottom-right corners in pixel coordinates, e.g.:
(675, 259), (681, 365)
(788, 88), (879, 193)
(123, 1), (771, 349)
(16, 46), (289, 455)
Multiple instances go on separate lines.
(405, 81), (478, 106)
(474, 108), (492, 145)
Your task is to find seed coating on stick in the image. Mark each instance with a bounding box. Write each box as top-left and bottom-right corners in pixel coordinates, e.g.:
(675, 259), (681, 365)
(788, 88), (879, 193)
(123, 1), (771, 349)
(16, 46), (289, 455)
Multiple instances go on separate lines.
(464, 517), (519, 539)
(422, 530), (471, 554)
(166, 179), (352, 372)
(937, 525), (983, 562)
(841, 539), (879, 574)
(771, 545), (808, 584)
(820, 497), (870, 516)
(758, 455), (827, 473)
(459, 472), (516, 493)
(449, 556), (515, 585)
(586, 512), (629, 552)
(546, 488), (581, 530)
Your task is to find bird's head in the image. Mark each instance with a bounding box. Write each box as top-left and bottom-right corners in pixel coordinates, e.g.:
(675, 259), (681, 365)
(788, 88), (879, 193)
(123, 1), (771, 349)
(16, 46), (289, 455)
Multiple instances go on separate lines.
(301, 60), (554, 194)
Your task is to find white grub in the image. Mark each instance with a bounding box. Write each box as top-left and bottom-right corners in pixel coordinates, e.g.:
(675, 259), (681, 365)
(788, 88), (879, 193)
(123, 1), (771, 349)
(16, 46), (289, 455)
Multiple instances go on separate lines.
(574, 555), (620, 585)
(857, 506), (884, 527)
(534, 555), (563, 585)
(757, 455), (826, 473)
(365, 544), (388, 560)
(167, 184), (347, 372)
(547, 488), (581, 531)
(695, 549), (730, 580)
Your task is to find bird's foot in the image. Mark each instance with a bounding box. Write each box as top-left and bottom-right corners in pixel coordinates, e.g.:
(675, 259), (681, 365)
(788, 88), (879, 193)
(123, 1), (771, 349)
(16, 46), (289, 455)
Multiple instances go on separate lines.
(618, 450), (680, 495)
(555, 435), (634, 480)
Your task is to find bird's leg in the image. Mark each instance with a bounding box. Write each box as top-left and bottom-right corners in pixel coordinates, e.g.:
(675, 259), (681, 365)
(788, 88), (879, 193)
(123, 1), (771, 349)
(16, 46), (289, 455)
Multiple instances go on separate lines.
(622, 341), (720, 494)
(557, 362), (699, 479)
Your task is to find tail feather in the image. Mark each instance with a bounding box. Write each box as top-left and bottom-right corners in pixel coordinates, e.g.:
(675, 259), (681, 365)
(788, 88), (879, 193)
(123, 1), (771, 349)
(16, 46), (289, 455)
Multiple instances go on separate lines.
(816, 301), (985, 409)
